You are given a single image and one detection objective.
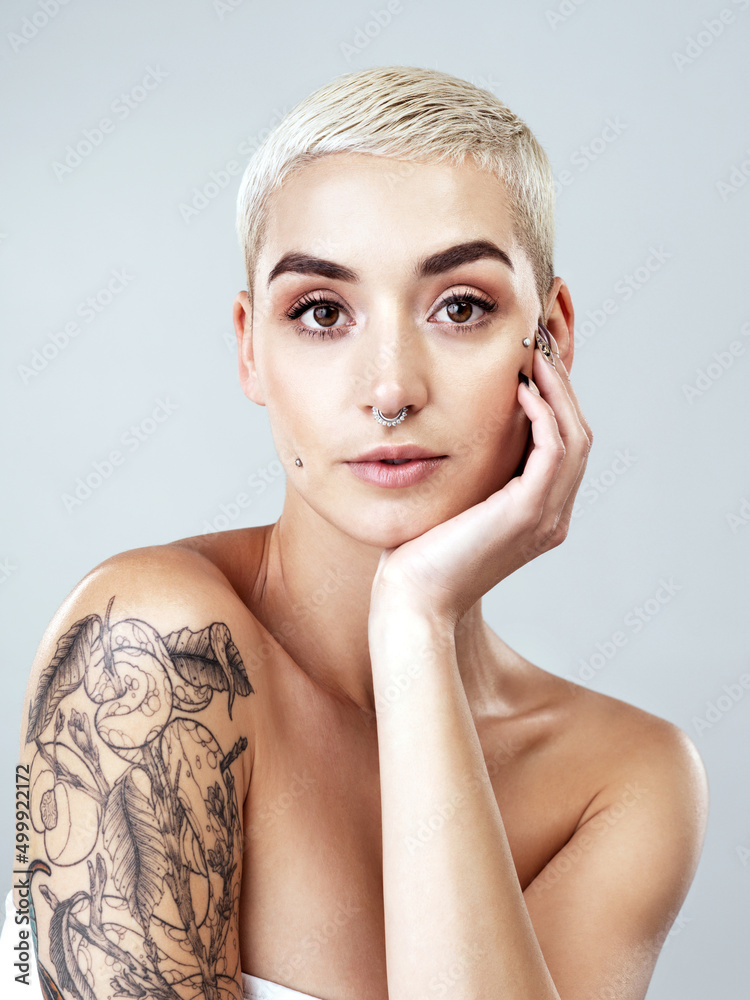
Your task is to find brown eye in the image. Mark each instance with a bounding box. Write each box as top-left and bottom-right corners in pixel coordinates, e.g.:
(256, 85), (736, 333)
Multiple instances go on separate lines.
(433, 290), (498, 329)
(311, 304), (340, 328)
(286, 293), (352, 339)
(446, 300), (474, 323)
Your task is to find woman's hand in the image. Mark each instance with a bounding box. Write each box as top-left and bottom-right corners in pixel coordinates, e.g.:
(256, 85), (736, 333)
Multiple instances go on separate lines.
(370, 336), (593, 627)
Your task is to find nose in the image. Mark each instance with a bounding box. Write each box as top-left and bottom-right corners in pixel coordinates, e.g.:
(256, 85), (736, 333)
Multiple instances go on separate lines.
(355, 312), (429, 421)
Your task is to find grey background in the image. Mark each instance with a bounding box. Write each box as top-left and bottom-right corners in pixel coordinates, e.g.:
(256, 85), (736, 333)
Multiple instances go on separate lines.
(2, 0), (748, 995)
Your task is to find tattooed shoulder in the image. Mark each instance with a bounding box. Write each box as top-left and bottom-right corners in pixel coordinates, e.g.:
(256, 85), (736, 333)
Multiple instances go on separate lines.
(19, 571), (255, 1000)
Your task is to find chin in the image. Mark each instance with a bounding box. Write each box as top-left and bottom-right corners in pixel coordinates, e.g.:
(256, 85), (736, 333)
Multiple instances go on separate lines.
(332, 485), (488, 550)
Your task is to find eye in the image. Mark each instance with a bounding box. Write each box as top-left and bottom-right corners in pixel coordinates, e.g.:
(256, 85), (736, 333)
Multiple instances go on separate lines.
(432, 288), (498, 329)
(285, 292), (352, 339)
(285, 286), (499, 340)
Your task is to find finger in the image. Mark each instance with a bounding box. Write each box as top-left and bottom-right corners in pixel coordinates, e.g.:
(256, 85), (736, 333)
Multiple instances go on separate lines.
(530, 348), (592, 513)
(534, 351), (593, 478)
(542, 350), (593, 538)
(503, 378), (588, 565)
(502, 378), (567, 518)
(544, 332), (594, 443)
(532, 347), (590, 452)
(555, 437), (591, 535)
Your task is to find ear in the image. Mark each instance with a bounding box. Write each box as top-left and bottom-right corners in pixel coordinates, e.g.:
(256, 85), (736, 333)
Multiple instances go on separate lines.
(233, 290), (266, 405)
(542, 277), (575, 373)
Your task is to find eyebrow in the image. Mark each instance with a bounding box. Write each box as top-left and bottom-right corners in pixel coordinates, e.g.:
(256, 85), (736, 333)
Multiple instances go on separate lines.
(266, 239), (514, 288)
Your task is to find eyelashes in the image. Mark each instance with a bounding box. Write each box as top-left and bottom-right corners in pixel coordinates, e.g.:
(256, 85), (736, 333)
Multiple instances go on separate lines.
(284, 287), (499, 340)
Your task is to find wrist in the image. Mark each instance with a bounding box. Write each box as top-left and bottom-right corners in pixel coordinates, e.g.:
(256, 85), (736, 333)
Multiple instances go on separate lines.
(368, 599), (456, 659)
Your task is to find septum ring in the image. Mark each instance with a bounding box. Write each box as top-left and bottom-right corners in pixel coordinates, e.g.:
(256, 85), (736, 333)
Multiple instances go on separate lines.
(372, 405), (409, 426)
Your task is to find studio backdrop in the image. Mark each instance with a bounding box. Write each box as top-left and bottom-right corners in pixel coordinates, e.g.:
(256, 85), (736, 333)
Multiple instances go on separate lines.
(2, 1), (749, 997)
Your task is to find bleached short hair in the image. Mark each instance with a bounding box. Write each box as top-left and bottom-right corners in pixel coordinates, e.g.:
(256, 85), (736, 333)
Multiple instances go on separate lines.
(235, 65), (555, 313)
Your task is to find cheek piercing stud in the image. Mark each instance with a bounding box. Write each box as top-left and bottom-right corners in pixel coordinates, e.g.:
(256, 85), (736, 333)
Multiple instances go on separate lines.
(295, 458), (302, 466)
(522, 337), (531, 347)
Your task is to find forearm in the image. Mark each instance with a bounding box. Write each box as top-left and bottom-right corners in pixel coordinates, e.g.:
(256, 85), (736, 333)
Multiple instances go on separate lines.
(370, 604), (559, 1000)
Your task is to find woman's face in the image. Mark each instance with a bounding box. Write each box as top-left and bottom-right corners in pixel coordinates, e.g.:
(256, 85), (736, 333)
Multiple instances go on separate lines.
(235, 152), (550, 548)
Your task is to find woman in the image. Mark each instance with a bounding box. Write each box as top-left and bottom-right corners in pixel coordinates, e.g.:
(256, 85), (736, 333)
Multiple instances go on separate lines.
(9, 66), (708, 1000)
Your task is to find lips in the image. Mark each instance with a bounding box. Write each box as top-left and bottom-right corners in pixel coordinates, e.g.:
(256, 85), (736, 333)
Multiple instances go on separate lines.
(348, 445), (445, 463)
(345, 449), (448, 488)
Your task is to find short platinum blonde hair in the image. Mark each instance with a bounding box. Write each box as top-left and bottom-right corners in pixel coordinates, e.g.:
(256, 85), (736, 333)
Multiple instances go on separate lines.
(235, 65), (555, 313)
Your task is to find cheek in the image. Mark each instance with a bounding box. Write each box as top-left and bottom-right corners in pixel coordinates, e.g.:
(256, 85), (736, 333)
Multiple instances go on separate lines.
(261, 344), (310, 416)
(261, 351), (341, 457)
(448, 365), (529, 483)
(451, 360), (523, 438)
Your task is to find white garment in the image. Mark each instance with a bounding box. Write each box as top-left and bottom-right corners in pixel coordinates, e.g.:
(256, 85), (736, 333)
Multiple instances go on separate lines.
(0, 888), (324, 1000)
(0, 889), (42, 998)
(242, 969), (325, 999)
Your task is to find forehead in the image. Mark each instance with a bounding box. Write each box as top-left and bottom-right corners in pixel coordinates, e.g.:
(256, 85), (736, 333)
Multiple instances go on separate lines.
(259, 152), (520, 273)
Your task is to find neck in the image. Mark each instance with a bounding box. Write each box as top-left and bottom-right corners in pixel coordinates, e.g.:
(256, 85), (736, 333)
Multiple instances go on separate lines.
(244, 488), (512, 720)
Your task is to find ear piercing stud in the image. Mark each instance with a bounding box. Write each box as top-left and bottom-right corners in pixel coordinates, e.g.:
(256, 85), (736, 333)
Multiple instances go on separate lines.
(294, 458), (302, 466)
(535, 322), (555, 366)
(523, 322), (556, 367)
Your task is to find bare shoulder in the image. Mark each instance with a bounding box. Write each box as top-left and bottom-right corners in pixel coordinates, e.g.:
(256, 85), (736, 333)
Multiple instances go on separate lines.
(16, 539), (261, 997)
(556, 678), (709, 855)
(20, 538), (264, 754)
(523, 677), (710, 998)
(567, 678), (706, 774)
(29, 536), (262, 669)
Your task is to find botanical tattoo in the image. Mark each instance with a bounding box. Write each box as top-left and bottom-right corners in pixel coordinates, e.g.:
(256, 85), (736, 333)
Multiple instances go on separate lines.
(25, 596), (253, 1000)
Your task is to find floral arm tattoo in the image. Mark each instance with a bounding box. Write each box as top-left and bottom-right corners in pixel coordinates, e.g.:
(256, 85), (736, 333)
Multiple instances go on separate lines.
(24, 596), (253, 1000)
